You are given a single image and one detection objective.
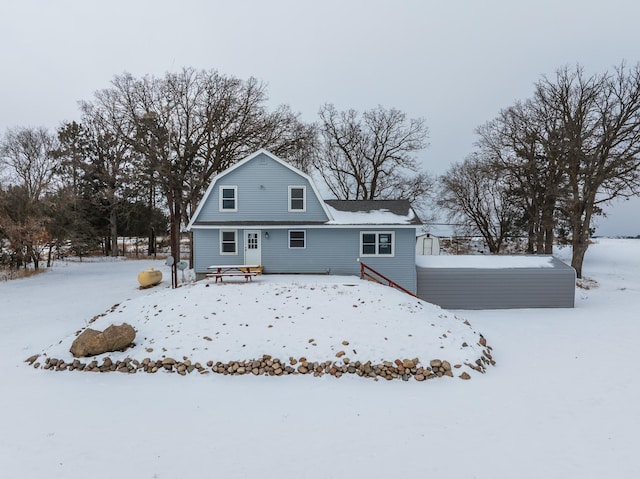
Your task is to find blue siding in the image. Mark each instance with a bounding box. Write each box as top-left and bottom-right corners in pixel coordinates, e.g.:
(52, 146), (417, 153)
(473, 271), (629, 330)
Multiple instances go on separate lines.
(193, 229), (247, 271)
(196, 152), (329, 223)
(194, 227), (417, 293)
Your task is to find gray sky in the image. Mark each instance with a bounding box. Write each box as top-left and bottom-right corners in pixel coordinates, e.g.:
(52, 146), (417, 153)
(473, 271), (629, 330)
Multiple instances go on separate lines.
(2, 0), (639, 236)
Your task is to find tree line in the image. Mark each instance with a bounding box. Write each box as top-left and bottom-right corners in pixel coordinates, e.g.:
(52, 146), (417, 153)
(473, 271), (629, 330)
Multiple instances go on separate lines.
(439, 63), (640, 278)
(1, 64), (639, 279)
(0, 67), (428, 276)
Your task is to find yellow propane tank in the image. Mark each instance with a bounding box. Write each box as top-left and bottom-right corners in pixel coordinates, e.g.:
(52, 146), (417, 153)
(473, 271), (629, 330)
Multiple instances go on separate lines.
(137, 267), (162, 288)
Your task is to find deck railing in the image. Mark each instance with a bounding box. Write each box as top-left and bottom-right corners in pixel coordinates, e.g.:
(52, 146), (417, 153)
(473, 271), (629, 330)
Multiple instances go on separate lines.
(359, 261), (419, 298)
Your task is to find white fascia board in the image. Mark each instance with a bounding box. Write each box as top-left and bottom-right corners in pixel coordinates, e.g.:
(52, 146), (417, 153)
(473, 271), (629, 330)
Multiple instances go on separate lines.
(189, 223), (418, 230)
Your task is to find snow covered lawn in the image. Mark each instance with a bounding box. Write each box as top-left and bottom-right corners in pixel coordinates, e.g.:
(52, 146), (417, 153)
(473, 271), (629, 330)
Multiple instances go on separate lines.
(35, 269), (487, 379)
(1, 239), (639, 478)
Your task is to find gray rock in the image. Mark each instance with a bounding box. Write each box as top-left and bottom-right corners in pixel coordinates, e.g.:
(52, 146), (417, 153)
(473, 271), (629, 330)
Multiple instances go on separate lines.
(70, 324), (136, 357)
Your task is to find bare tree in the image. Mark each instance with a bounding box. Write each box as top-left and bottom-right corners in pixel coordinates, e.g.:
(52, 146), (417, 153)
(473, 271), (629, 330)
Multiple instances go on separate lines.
(85, 68), (315, 284)
(0, 126), (59, 202)
(533, 64), (640, 277)
(0, 127), (59, 268)
(314, 104), (432, 210)
(438, 154), (521, 253)
(78, 99), (136, 257)
(477, 99), (567, 254)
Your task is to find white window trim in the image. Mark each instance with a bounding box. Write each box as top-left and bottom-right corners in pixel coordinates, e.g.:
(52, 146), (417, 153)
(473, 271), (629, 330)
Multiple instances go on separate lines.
(288, 230), (306, 249)
(219, 186), (238, 212)
(360, 231), (395, 257)
(219, 229), (238, 255)
(288, 185), (306, 212)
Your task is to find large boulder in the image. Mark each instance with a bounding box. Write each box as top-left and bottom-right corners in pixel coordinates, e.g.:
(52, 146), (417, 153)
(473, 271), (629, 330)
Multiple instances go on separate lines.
(70, 323), (136, 357)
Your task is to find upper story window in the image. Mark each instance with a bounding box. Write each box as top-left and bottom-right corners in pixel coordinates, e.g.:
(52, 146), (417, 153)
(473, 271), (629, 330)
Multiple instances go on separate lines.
(360, 232), (394, 257)
(288, 186), (306, 212)
(219, 186), (237, 212)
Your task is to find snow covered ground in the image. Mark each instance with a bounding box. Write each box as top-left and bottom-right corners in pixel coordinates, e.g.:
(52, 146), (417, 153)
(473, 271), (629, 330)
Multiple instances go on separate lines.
(1, 239), (639, 478)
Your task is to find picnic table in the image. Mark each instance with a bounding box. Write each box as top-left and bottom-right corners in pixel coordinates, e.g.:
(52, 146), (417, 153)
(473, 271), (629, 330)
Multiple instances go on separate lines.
(206, 265), (261, 283)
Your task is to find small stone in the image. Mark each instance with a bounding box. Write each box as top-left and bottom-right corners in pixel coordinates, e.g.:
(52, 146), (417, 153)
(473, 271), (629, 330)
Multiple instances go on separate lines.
(459, 372), (471, 380)
(335, 350), (345, 358)
(415, 374), (425, 381)
(342, 340), (349, 346)
(442, 360), (452, 371)
(430, 359), (442, 368)
(25, 354), (39, 365)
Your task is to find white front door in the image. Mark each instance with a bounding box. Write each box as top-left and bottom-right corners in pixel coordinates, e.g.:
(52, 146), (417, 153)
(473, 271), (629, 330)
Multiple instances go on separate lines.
(244, 230), (261, 265)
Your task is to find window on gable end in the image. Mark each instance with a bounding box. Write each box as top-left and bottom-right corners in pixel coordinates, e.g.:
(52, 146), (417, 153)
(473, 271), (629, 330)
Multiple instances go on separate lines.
(288, 186), (306, 212)
(220, 186), (237, 212)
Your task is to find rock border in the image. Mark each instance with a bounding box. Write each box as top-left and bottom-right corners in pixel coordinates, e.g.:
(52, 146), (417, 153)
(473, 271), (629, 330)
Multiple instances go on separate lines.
(25, 339), (495, 382)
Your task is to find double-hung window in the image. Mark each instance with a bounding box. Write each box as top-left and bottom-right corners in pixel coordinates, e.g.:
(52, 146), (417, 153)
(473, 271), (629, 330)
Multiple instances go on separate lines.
(288, 186), (306, 212)
(360, 232), (394, 256)
(220, 230), (237, 255)
(220, 186), (237, 212)
(288, 230), (306, 249)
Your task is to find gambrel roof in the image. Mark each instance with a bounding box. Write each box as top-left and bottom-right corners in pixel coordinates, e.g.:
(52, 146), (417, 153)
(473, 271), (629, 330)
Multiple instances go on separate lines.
(187, 149), (423, 229)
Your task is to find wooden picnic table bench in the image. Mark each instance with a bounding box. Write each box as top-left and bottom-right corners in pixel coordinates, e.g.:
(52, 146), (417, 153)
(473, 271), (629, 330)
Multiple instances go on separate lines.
(206, 265), (261, 283)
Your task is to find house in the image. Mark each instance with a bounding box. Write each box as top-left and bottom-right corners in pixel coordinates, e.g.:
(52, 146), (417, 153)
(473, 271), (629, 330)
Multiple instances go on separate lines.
(187, 149), (422, 293)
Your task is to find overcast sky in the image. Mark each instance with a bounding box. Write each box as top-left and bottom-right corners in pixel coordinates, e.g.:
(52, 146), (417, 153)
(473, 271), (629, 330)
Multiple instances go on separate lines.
(2, 0), (639, 236)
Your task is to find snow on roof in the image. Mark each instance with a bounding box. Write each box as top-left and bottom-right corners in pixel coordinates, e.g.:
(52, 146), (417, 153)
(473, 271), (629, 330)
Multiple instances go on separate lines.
(416, 254), (557, 269)
(324, 200), (419, 225)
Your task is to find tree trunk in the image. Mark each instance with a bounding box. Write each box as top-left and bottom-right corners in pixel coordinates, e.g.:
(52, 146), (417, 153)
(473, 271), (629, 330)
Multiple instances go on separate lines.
(46, 243), (54, 268)
(535, 227), (544, 254)
(541, 197), (556, 254)
(28, 244), (39, 270)
(526, 224), (535, 254)
(570, 199), (594, 279)
(571, 235), (588, 279)
(109, 208), (118, 256)
(543, 227), (554, 254)
(148, 226), (156, 256)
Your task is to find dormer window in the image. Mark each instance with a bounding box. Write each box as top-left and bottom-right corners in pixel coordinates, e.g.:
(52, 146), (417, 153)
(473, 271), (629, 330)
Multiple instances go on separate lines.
(288, 186), (306, 212)
(220, 186), (237, 212)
